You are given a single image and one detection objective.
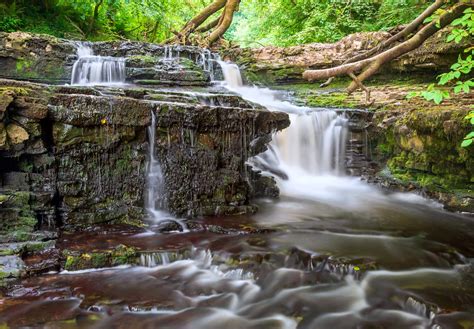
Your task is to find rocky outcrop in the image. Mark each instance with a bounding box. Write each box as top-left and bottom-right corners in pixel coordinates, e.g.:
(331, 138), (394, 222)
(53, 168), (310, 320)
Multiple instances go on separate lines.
(225, 29), (467, 85)
(0, 32), (215, 86)
(369, 106), (473, 212)
(0, 78), (288, 236)
(0, 32), (290, 282)
(0, 32), (76, 84)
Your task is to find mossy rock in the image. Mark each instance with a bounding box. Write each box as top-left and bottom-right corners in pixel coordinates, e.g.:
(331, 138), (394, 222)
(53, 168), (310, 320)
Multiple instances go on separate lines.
(63, 244), (139, 271)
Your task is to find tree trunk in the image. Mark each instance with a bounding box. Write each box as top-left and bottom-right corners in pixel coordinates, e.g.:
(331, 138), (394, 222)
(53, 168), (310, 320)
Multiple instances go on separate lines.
(196, 16), (221, 33)
(168, 0), (241, 46)
(89, 0), (104, 34)
(179, 0), (227, 36)
(207, 0), (240, 45)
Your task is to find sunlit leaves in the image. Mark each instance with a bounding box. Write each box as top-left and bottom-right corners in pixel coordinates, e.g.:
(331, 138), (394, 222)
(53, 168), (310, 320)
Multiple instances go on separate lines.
(406, 84), (450, 104)
(228, 0), (430, 47)
(410, 7), (473, 107)
(462, 111), (474, 148)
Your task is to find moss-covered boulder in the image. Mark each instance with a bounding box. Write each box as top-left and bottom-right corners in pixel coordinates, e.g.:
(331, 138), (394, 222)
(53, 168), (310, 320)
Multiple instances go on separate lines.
(0, 32), (74, 84)
(63, 244), (138, 271)
(371, 106), (473, 212)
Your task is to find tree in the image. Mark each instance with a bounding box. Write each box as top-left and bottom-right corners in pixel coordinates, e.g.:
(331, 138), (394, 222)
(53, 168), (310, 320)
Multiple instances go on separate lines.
(302, 1), (471, 103)
(166, 0), (241, 47)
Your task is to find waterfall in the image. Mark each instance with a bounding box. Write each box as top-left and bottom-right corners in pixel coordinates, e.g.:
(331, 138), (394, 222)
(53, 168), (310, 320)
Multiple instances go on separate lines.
(216, 61), (349, 181)
(216, 60), (243, 88)
(145, 111), (167, 220)
(71, 44), (126, 86)
(145, 111), (188, 231)
(275, 112), (348, 176)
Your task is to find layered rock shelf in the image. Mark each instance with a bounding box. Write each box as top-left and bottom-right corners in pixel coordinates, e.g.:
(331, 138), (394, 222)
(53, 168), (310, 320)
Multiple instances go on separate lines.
(0, 32), (290, 283)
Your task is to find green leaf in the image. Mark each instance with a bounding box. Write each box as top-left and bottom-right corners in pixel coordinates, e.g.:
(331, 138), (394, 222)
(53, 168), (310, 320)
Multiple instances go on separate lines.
(461, 139), (473, 148)
(451, 63), (461, 70)
(433, 93), (443, 104)
(466, 132), (474, 139)
(406, 91), (420, 99)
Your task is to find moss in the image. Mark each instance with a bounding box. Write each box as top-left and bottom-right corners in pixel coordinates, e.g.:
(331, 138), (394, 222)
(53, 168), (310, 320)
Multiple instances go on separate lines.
(127, 55), (159, 67)
(111, 244), (138, 266)
(306, 92), (359, 108)
(63, 245), (138, 271)
(0, 86), (31, 96)
(15, 58), (39, 79)
(242, 65), (305, 85)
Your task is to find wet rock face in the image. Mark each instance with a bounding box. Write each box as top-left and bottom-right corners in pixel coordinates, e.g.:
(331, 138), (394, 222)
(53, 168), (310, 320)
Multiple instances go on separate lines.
(0, 32), (213, 86)
(368, 108), (474, 212)
(152, 102), (289, 217)
(0, 80), (149, 233)
(0, 78), (289, 238)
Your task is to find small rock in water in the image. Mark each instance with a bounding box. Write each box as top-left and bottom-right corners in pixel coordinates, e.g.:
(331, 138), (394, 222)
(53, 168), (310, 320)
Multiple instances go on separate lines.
(157, 220), (184, 233)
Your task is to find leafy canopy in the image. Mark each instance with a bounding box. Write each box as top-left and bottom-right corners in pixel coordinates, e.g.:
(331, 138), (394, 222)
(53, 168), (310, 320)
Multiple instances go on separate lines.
(1, 0), (430, 45)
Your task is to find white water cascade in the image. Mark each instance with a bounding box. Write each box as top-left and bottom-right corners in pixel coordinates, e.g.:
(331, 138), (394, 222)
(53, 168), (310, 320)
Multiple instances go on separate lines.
(215, 61), (442, 211)
(71, 44), (126, 85)
(145, 111), (168, 220)
(145, 111), (188, 231)
(217, 61), (349, 179)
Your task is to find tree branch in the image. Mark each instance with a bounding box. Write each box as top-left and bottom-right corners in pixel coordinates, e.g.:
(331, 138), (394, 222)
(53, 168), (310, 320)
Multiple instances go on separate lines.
(319, 0), (446, 87)
(303, 3), (468, 94)
(206, 0), (240, 45)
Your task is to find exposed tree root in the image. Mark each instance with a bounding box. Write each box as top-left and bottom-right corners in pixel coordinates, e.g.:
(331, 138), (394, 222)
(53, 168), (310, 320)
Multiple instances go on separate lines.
(166, 0), (241, 47)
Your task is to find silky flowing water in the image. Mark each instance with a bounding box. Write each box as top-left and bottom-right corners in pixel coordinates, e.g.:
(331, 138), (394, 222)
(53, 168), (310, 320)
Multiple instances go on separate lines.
(71, 45), (126, 86)
(1, 57), (474, 329)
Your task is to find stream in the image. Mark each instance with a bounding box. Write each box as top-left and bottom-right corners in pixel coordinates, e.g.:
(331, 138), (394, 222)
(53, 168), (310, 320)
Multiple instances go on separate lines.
(0, 48), (473, 329)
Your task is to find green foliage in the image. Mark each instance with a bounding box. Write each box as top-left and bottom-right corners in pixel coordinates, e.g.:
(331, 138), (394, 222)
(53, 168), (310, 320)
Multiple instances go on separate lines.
(0, 0), (443, 47)
(462, 111), (474, 148)
(406, 7), (474, 147)
(406, 84), (450, 105)
(0, 2), (24, 32)
(228, 0), (431, 47)
(410, 8), (474, 104)
(0, 0), (214, 42)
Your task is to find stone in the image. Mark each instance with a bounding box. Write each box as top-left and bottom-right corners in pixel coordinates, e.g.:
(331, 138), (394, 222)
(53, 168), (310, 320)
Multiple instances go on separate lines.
(14, 96), (49, 120)
(0, 122), (7, 148)
(6, 123), (29, 145)
(0, 90), (14, 119)
(0, 255), (25, 282)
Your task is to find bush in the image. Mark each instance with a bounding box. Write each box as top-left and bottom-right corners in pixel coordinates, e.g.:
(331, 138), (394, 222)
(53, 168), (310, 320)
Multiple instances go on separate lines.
(0, 16), (23, 32)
